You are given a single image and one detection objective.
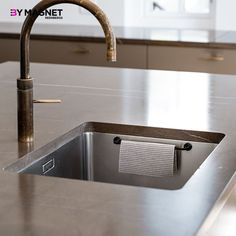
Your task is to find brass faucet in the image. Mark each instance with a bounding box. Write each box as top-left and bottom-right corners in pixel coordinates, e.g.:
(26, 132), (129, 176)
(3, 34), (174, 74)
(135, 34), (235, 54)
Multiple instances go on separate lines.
(17, 0), (117, 143)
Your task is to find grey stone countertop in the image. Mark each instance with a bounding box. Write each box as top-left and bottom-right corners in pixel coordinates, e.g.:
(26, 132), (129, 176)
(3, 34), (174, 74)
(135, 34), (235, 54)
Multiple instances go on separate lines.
(0, 61), (236, 235)
(2, 22), (236, 49)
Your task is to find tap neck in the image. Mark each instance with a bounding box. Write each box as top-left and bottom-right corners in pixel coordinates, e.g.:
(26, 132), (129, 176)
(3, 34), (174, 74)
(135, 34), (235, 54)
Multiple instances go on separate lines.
(20, 0), (116, 79)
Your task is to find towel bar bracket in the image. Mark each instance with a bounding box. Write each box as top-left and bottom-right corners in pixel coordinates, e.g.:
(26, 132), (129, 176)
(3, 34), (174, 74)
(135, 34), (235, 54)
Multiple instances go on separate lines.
(113, 137), (192, 151)
(113, 136), (122, 145)
(175, 143), (192, 151)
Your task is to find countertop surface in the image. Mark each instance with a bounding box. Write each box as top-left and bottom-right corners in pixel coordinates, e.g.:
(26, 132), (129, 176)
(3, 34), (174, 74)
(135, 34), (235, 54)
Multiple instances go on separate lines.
(2, 22), (236, 49)
(0, 61), (236, 235)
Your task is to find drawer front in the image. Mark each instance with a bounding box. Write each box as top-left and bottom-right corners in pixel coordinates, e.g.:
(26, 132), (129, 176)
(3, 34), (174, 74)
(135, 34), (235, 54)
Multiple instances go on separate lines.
(0, 39), (19, 62)
(30, 40), (147, 69)
(148, 46), (236, 75)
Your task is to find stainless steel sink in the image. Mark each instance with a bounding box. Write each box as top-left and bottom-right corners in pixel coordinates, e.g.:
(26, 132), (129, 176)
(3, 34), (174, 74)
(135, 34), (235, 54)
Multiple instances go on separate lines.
(4, 122), (224, 189)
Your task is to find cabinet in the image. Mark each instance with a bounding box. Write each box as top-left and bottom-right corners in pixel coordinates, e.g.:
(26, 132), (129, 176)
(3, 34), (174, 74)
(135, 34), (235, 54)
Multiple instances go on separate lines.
(2, 37), (236, 75)
(148, 45), (236, 75)
(0, 38), (19, 63)
(0, 38), (147, 69)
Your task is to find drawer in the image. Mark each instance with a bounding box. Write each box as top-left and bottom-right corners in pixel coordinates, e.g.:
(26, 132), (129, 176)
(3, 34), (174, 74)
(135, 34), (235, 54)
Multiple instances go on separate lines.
(148, 46), (236, 75)
(30, 40), (147, 69)
(0, 39), (19, 62)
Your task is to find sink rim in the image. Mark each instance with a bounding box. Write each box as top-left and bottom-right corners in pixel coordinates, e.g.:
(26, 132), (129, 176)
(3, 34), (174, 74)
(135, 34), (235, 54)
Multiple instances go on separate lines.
(3, 121), (225, 174)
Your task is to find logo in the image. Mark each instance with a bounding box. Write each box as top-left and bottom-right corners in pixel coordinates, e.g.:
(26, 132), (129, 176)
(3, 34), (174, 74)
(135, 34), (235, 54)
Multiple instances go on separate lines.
(10, 8), (63, 19)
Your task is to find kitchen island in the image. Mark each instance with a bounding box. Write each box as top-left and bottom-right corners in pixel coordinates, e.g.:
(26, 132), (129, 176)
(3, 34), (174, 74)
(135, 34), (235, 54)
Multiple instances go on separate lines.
(0, 61), (236, 235)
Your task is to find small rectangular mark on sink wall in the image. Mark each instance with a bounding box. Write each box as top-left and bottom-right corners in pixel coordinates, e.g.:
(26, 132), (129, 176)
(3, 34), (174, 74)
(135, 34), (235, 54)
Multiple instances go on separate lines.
(42, 158), (55, 174)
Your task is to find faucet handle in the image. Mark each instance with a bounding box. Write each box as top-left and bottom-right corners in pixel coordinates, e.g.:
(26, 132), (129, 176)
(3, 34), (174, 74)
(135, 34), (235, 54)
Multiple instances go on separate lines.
(33, 99), (62, 104)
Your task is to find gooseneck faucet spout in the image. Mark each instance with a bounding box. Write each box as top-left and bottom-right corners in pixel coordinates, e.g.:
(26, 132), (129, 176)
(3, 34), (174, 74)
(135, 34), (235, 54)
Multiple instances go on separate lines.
(17, 0), (116, 143)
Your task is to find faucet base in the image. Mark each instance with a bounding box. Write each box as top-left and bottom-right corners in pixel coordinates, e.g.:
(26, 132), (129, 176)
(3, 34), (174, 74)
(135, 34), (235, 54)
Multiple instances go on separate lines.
(17, 78), (34, 143)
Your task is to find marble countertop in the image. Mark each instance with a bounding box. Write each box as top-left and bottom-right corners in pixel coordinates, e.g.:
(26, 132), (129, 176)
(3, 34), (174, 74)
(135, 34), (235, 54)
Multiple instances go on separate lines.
(0, 61), (236, 235)
(1, 22), (236, 49)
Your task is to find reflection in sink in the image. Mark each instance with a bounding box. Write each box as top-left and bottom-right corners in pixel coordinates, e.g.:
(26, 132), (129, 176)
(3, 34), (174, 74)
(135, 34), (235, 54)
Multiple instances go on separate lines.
(4, 122), (224, 190)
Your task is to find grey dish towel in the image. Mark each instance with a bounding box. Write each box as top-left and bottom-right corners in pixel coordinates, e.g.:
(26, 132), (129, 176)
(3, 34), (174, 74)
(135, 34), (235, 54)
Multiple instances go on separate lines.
(119, 140), (176, 178)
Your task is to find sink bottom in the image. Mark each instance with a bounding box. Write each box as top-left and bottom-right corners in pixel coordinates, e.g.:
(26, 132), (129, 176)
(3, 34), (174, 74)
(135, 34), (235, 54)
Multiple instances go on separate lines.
(4, 122), (224, 190)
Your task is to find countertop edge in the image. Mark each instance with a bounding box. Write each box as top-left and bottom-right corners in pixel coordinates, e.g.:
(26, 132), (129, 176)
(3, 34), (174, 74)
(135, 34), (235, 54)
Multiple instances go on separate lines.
(2, 32), (236, 50)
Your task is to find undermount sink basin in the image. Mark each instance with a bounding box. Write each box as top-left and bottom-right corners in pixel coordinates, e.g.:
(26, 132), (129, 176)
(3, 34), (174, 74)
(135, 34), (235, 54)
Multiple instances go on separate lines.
(4, 122), (224, 190)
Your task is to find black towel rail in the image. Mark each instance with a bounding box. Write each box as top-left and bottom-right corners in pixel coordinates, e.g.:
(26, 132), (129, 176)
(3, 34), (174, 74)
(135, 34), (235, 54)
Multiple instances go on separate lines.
(113, 136), (192, 151)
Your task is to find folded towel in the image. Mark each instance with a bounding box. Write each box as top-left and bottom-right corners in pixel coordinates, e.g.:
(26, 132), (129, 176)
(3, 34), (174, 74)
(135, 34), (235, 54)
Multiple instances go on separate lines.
(119, 140), (176, 178)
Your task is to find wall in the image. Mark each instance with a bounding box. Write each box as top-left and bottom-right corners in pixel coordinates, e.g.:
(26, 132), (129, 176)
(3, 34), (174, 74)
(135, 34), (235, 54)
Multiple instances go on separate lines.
(124, 0), (214, 29)
(0, 0), (125, 26)
(1, 0), (236, 31)
(215, 0), (236, 30)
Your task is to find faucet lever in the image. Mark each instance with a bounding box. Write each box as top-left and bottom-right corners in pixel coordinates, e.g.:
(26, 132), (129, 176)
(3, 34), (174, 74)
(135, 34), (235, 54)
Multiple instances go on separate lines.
(33, 99), (62, 104)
